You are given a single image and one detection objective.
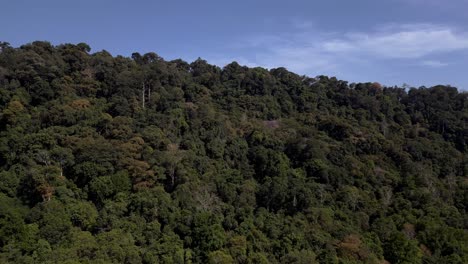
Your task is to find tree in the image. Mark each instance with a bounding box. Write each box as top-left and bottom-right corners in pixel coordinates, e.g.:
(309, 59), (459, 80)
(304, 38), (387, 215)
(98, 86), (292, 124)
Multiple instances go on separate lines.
(384, 232), (423, 264)
(0, 41), (466, 264)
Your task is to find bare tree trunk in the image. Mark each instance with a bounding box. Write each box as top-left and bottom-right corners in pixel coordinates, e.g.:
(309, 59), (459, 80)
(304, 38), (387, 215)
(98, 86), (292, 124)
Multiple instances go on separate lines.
(148, 86), (151, 104)
(170, 166), (175, 188)
(142, 82), (145, 109)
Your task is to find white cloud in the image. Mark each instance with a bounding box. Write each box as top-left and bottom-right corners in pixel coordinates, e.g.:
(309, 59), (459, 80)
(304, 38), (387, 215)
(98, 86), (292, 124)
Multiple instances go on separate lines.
(420, 60), (449, 67)
(291, 18), (315, 30)
(323, 24), (468, 58)
(209, 23), (468, 77)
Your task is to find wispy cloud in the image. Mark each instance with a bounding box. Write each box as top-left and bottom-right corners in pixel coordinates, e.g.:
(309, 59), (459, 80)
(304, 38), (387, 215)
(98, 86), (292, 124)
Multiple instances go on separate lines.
(208, 22), (468, 78)
(322, 24), (468, 59)
(420, 60), (449, 67)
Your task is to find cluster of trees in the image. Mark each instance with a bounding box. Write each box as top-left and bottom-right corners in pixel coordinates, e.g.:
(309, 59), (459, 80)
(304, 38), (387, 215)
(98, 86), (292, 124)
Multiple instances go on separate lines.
(0, 41), (467, 263)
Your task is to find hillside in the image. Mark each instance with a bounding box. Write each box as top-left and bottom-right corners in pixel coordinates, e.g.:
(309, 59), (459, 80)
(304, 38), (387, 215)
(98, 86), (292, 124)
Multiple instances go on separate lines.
(0, 41), (467, 263)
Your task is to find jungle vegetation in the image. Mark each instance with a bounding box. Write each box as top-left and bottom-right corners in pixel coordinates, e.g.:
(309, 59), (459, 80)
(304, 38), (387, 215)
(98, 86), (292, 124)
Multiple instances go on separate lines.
(0, 41), (467, 263)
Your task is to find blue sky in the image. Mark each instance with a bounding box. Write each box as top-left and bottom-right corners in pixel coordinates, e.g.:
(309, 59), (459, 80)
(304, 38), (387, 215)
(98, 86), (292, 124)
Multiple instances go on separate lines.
(2, 0), (468, 90)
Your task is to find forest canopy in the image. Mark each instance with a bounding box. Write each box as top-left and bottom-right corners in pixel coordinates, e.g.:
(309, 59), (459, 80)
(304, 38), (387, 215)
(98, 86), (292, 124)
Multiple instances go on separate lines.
(0, 41), (467, 263)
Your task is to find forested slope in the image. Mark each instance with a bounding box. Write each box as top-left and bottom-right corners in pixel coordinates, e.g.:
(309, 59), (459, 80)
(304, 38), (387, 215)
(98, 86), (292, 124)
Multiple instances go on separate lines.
(0, 41), (467, 263)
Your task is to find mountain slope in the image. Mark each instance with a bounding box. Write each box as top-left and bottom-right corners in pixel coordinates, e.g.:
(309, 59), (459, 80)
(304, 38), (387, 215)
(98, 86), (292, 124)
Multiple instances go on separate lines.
(0, 41), (467, 263)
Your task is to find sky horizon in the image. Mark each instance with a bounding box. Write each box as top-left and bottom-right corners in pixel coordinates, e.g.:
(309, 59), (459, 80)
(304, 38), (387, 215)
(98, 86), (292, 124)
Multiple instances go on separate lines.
(2, 0), (468, 90)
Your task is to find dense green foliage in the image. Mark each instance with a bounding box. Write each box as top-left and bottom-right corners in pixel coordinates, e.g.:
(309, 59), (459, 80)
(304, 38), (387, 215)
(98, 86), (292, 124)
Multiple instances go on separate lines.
(0, 41), (467, 263)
